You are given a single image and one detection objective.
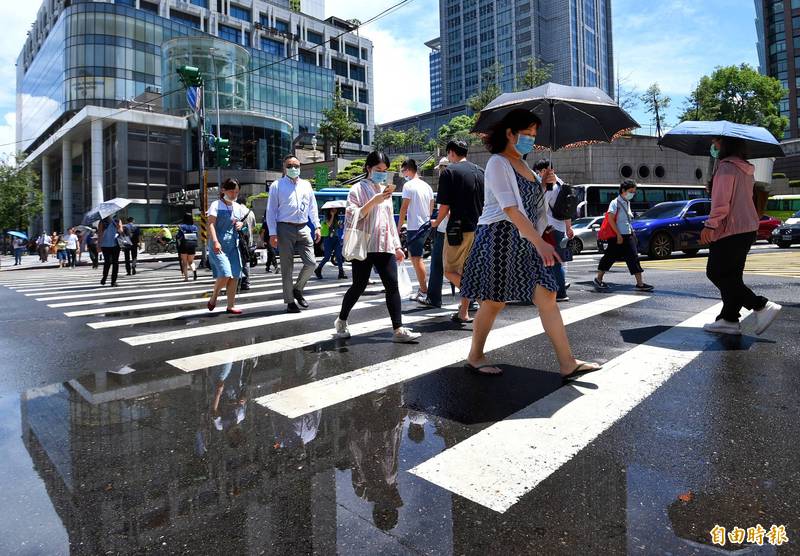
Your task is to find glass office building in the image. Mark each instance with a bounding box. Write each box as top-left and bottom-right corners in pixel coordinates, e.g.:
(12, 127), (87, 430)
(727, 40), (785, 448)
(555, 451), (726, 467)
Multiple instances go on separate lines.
(755, 0), (795, 138)
(427, 38), (443, 111)
(437, 0), (614, 108)
(18, 0), (373, 230)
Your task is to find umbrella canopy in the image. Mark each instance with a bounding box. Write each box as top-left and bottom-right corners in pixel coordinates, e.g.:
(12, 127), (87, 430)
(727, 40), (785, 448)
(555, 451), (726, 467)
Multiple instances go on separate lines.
(81, 197), (131, 226)
(659, 120), (784, 158)
(6, 231), (28, 240)
(320, 200), (348, 210)
(75, 225), (95, 233)
(472, 82), (640, 150)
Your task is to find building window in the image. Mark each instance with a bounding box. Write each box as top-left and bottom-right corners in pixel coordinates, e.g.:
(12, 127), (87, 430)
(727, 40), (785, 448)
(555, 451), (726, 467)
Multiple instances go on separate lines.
(171, 11), (201, 30)
(350, 107), (366, 124)
(345, 43), (360, 57)
(229, 4), (251, 22)
(358, 88), (368, 103)
(361, 47), (369, 60)
(219, 25), (241, 44)
(117, 0), (136, 5)
(620, 165), (633, 178)
(655, 165), (665, 178)
(261, 38), (283, 56)
(307, 30), (324, 45)
(638, 165), (650, 178)
(140, 1), (159, 13)
(274, 19), (289, 34)
(350, 64), (366, 82)
(190, 0), (208, 7)
(299, 49), (317, 66)
(332, 59), (348, 78)
(340, 84), (354, 100)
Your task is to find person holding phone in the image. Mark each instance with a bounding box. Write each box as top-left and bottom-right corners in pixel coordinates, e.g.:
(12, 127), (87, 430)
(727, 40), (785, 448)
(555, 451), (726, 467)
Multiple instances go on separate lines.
(207, 178), (245, 314)
(459, 109), (600, 379)
(335, 151), (421, 344)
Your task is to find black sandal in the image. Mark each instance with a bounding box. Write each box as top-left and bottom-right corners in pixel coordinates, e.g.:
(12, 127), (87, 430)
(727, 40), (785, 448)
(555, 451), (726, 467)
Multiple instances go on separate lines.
(562, 363), (602, 381)
(464, 362), (503, 376)
(451, 313), (474, 324)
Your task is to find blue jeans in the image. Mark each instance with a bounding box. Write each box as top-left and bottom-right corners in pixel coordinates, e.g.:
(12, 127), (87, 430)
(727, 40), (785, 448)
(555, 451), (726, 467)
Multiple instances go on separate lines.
(549, 229), (571, 298)
(425, 232), (445, 307)
(317, 236), (343, 273)
(14, 248), (24, 264)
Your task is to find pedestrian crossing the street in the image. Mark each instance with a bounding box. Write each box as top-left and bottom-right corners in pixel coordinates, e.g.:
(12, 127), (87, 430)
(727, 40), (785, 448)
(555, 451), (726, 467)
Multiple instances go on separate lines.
(0, 261), (785, 515)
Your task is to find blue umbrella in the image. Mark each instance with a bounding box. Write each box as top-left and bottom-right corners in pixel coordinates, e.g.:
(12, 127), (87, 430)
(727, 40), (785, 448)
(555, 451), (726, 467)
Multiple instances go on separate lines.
(6, 231), (28, 240)
(82, 197), (131, 226)
(659, 121), (784, 158)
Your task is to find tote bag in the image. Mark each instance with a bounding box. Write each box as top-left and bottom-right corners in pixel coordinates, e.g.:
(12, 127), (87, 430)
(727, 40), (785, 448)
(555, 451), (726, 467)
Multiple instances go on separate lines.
(597, 212), (617, 241)
(343, 206), (368, 261)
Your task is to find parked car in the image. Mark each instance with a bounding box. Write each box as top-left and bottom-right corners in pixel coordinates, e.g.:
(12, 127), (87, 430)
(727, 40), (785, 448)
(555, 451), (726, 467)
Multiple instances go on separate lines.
(631, 199), (712, 259)
(567, 216), (604, 255)
(772, 218), (800, 248)
(758, 215), (782, 242)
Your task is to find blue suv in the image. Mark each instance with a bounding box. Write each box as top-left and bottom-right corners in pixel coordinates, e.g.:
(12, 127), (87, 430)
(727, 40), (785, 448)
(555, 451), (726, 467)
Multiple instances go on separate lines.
(631, 199), (712, 259)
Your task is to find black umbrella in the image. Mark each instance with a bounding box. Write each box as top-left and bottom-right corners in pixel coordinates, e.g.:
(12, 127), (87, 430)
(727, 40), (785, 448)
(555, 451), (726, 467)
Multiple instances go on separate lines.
(472, 82), (640, 152)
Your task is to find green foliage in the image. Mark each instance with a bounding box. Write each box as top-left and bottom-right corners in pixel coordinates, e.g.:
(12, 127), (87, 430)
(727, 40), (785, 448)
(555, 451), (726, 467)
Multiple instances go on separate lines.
(467, 62), (503, 112)
(373, 126), (432, 152)
(335, 158), (367, 183)
(437, 114), (478, 146)
(515, 58), (552, 91)
(680, 64), (789, 140)
(319, 86), (359, 157)
(421, 158), (436, 172)
(246, 192), (268, 208)
(640, 83), (671, 129)
(0, 155), (42, 231)
(388, 156), (405, 172)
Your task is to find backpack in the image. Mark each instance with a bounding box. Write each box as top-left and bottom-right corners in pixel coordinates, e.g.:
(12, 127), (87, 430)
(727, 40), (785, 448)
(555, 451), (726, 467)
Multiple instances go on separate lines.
(551, 182), (577, 220)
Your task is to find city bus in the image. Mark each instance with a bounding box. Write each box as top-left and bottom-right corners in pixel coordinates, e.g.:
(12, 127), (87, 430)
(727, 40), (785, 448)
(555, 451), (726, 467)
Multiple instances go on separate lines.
(314, 188), (404, 222)
(574, 184), (708, 218)
(765, 194), (800, 221)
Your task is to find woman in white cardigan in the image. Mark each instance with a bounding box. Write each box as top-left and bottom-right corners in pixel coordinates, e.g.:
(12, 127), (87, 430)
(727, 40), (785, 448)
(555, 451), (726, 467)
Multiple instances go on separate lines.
(459, 109), (601, 381)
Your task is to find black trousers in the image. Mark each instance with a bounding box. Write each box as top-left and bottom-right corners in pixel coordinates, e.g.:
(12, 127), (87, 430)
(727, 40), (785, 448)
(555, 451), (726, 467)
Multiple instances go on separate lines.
(340, 252), (402, 329)
(88, 246), (98, 268)
(101, 246), (121, 285)
(265, 243), (278, 270)
(706, 231), (767, 322)
(66, 249), (77, 268)
(598, 234), (643, 275)
(123, 246), (138, 275)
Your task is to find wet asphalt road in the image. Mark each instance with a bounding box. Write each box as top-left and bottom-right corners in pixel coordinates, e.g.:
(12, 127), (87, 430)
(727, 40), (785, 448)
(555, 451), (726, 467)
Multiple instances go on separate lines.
(0, 246), (798, 555)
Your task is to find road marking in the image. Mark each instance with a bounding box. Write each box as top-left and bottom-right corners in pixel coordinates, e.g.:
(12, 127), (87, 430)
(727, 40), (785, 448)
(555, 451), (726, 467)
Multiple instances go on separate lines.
(34, 274), (282, 300)
(166, 305), (459, 372)
(87, 291), (344, 329)
(16, 274), (227, 293)
(119, 293), (390, 346)
(640, 250), (800, 279)
(255, 295), (645, 418)
(408, 303), (729, 513)
(46, 279), (339, 308)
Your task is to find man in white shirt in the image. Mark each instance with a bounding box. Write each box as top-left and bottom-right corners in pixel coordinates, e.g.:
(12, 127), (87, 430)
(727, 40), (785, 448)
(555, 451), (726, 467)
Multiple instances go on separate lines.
(267, 155), (321, 313)
(536, 159), (573, 302)
(65, 228), (79, 268)
(398, 159), (434, 302)
(36, 232), (52, 263)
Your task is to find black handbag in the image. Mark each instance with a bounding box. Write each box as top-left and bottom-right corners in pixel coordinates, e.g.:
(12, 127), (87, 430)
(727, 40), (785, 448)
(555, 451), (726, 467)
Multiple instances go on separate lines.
(117, 235), (133, 249)
(446, 219), (463, 246)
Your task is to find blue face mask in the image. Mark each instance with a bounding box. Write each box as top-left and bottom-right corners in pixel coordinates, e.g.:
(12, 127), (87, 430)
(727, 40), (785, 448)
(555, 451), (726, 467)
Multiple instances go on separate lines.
(710, 145), (720, 159)
(515, 134), (536, 155)
(371, 171), (388, 184)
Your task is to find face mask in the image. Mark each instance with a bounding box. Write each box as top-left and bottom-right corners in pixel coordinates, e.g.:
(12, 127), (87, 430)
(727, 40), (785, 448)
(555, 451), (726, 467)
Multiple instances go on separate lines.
(623, 192), (635, 201)
(224, 192), (237, 202)
(286, 167), (301, 179)
(403, 174), (412, 182)
(515, 134), (536, 155)
(710, 145), (720, 159)
(371, 171), (388, 184)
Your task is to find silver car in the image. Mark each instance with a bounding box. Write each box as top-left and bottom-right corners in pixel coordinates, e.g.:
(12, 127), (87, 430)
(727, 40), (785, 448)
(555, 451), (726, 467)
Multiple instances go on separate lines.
(567, 216), (605, 255)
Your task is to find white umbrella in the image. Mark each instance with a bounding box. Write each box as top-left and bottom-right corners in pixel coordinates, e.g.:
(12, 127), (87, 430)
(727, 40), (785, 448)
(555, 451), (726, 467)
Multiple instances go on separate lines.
(320, 200), (347, 210)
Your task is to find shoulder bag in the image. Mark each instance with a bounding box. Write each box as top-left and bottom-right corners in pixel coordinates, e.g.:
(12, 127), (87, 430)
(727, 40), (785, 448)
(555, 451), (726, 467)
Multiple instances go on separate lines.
(343, 205), (368, 261)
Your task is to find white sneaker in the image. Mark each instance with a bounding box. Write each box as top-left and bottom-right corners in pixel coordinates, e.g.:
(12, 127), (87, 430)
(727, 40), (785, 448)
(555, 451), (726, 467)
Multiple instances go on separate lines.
(393, 327), (421, 343)
(746, 301), (782, 336)
(410, 290), (427, 302)
(190, 261), (196, 272)
(703, 319), (742, 336)
(334, 318), (350, 339)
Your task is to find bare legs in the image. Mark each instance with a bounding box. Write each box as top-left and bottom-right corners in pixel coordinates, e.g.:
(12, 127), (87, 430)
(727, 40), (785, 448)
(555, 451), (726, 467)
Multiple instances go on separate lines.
(180, 254), (196, 281)
(411, 256), (428, 295)
(446, 270), (471, 321)
(210, 277), (238, 310)
(466, 285), (592, 376)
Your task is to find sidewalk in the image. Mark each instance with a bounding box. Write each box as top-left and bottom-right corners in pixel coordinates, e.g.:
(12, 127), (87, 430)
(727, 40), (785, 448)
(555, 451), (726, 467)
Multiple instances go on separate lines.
(0, 251), (179, 272)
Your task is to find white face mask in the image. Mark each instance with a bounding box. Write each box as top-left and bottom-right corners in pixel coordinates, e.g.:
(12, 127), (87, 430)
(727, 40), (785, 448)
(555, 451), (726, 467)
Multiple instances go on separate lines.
(286, 167), (301, 179)
(224, 192), (237, 202)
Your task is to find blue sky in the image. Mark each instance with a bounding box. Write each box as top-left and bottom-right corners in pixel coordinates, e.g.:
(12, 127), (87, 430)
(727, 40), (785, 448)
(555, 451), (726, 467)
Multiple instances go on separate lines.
(0, 0), (761, 156)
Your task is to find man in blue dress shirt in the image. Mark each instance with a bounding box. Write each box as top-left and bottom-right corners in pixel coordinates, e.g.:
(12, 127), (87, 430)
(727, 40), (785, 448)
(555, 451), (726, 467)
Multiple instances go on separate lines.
(267, 155), (321, 313)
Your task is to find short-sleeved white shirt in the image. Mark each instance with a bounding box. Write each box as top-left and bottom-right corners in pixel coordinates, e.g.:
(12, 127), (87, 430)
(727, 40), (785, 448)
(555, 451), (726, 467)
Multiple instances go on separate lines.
(401, 177), (434, 231)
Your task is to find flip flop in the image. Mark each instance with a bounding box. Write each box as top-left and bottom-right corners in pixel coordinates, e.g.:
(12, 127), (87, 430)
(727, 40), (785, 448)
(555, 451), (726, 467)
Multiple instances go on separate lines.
(451, 313), (474, 324)
(561, 363), (602, 381)
(207, 299), (216, 312)
(464, 362), (503, 376)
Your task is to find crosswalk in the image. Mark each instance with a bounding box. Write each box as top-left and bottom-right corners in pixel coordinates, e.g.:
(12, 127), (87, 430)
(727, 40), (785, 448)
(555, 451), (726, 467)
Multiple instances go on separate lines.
(0, 260), (776, 515)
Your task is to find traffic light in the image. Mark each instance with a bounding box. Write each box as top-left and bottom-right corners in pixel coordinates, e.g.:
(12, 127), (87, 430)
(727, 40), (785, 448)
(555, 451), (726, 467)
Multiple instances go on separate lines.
(216, 137), (230, 168)
(177, 65), (203, 87)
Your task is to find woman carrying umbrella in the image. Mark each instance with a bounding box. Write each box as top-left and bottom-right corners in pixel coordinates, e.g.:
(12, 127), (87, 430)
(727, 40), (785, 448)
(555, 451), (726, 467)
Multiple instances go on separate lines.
(459, 108), (600, 379)
(98, 216), (123, 286)
(207, 178), (245, 314)
(700, 137), (781, 335)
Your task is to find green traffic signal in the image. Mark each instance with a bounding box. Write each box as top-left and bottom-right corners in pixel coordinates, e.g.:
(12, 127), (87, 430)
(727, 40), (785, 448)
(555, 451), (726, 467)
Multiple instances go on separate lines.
(216, 137), (231, 168)
(177, 65), (203, 87)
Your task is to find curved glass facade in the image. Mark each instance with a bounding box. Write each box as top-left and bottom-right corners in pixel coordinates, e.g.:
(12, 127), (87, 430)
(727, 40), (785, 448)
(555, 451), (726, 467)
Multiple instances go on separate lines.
(162, 37), (250, 113)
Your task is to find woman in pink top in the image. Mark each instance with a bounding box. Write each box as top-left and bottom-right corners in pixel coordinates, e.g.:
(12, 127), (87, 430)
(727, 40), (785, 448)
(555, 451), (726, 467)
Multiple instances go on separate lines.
(335, 151), (421, 343)
(700, 136), (781, 336)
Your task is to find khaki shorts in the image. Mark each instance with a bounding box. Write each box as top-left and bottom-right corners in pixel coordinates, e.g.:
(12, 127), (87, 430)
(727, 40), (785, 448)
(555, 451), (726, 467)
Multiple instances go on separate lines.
(444, 231), (475, 275)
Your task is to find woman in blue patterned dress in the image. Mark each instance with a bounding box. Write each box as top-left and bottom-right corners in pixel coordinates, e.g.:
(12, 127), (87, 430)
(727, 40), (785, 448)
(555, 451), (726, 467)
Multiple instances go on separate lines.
(207, 178), (245, 314)
(460, 108), (601, 380)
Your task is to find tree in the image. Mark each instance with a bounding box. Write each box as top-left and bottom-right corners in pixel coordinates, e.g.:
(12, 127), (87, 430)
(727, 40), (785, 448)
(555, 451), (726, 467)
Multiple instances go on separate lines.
(373, 128), (407, 151)
(0, 154), (42, 231)
(467, 62), (504, 112)
(679, 64), (788, 139)
(437, 114), (477, 146)
(516, 58), (552, 91)
(639, 83), (671, 134)
(615, 70), (639, 113)
(319, 86), (359, 158)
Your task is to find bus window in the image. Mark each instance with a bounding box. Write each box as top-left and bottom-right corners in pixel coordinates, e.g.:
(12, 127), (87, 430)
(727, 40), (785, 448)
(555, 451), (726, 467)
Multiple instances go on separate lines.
(599, 188), (618, 204)
(645, 189), (665, 203)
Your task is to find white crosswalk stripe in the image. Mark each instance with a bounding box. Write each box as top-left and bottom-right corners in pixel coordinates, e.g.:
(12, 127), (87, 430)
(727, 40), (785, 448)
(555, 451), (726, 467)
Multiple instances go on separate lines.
(255, 295), (645, 418)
